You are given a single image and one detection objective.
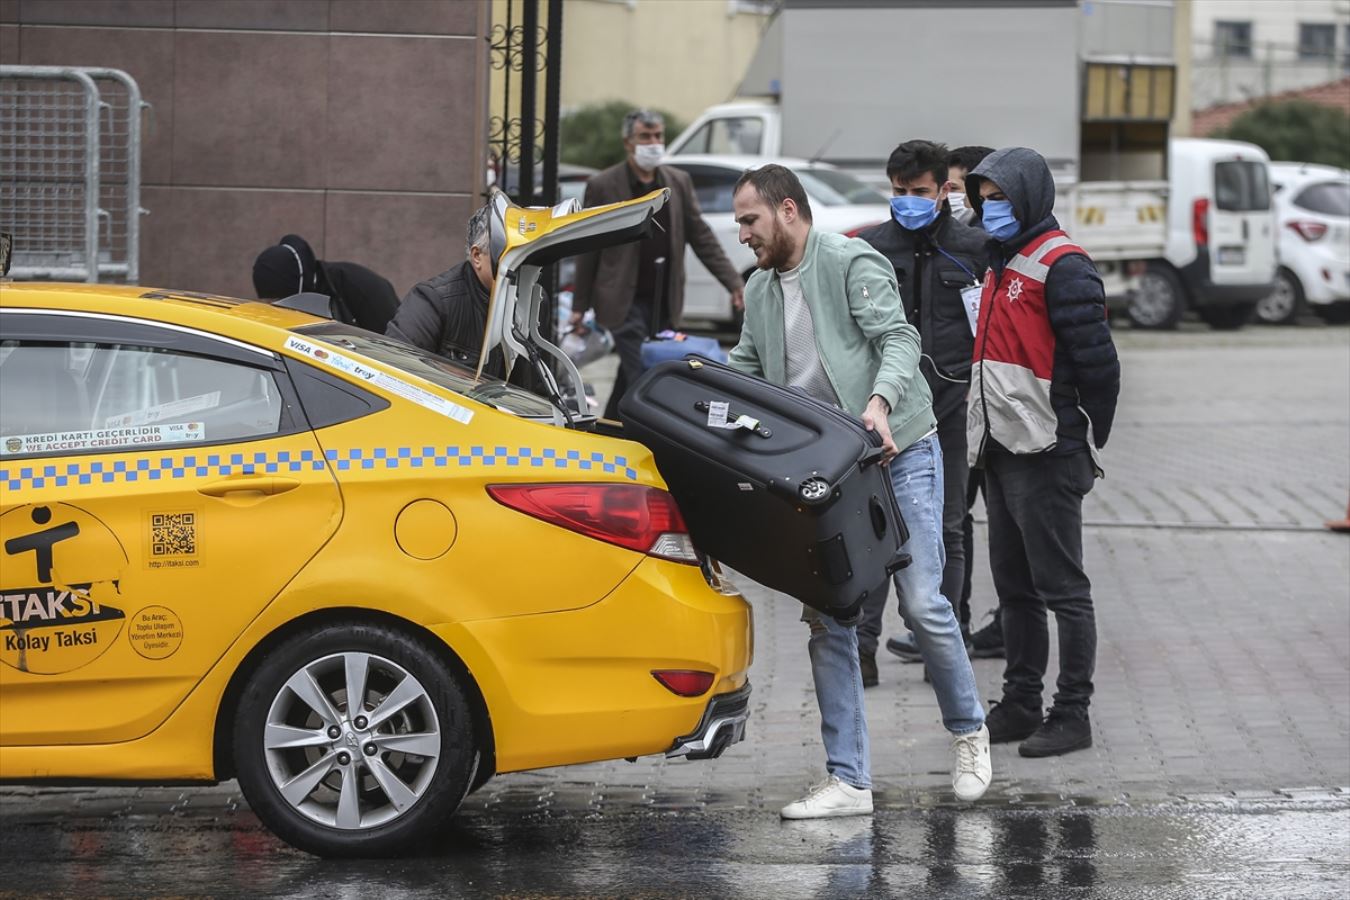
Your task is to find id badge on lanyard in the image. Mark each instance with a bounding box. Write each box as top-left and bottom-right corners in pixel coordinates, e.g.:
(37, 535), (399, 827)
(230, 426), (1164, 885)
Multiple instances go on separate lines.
(936, 246), (984, 336)
(960, 283), (983, 336)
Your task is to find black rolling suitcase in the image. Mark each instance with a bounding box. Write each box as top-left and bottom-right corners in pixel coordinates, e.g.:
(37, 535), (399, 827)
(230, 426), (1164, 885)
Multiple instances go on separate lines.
(619, 357), (910, 620)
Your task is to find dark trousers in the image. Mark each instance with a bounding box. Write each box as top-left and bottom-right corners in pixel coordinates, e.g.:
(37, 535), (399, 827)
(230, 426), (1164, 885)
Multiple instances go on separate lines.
(856, 407), (970, 656)
(961, 467), (983, 610)
(602, 299), (655, 420)
(937, 411), (970, 631)
(984, 449), (1097, 713)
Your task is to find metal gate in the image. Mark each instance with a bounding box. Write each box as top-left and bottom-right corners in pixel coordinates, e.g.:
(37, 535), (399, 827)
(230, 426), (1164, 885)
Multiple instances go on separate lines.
(0, 65), (148, 283)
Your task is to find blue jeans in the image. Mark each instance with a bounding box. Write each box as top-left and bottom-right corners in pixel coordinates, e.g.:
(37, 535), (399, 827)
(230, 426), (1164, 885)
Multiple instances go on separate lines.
(887, 435), (985, 734)
(802, 435), (984, 788)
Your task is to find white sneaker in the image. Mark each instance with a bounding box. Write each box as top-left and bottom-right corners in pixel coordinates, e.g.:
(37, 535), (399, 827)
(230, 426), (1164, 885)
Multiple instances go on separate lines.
(780, 775), (874, 820)
(951, 724), (992, 802)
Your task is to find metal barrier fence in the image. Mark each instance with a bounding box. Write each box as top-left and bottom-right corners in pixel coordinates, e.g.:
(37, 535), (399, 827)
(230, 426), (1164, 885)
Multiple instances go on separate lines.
(0, 65), (147, 283)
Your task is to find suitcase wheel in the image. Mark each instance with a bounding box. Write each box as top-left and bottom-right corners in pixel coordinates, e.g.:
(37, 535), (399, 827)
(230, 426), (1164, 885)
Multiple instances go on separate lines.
(799, 477), (832, 505)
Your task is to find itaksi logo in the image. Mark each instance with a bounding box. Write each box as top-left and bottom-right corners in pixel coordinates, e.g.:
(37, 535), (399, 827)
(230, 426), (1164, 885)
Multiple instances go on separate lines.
(1, 503), (128, 674)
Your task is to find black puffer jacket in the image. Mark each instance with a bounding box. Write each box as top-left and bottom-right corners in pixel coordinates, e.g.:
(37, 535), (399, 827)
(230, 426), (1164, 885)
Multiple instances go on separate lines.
(316, 261), (400, 334)
(968, 148), (1120, 454)
(857, 211), (992, 424)
(385, 261), (508, 379)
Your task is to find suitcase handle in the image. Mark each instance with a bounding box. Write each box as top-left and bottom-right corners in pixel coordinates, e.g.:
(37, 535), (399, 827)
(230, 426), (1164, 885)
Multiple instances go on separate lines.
(693, 400), (773, 438)
(860, 446), (887, 469)
(869, 496), (888, 539)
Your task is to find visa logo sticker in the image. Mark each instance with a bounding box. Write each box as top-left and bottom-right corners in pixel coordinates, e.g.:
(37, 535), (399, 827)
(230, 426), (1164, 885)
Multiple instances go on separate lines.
(285, 336), (474, 425)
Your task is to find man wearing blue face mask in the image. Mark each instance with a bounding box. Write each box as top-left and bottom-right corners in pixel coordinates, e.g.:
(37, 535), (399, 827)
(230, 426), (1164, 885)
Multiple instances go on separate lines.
(573, 108), (744, 419)
(964, 147), (1120, 758)
(855, 140), (992, 688)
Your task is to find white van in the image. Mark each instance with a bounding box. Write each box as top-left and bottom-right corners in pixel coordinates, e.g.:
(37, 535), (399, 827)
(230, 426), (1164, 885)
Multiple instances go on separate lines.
(1129, 138), (1277, 330)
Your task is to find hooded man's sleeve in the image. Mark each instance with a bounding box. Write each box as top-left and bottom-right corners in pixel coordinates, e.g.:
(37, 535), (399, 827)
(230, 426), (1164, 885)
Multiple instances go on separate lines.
(1044, 254), (1120, 448)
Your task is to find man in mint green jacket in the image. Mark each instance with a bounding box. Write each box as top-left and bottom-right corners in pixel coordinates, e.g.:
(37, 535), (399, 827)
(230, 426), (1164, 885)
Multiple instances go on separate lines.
(728, 165), (990, 820)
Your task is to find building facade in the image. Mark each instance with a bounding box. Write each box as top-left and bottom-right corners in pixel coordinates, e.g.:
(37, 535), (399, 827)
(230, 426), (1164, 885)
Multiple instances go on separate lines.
(1, 0), (492, 299)
(1190, 0), (1350, 108)
(553, 0), (772, 123)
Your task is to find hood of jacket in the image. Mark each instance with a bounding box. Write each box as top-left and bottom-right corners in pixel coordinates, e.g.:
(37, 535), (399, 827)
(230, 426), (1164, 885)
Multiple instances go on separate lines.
(966, 147), (1056, 233)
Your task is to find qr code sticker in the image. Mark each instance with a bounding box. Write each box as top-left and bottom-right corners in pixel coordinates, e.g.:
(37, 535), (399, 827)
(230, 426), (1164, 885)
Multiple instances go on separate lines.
(151, 512), (196, 557)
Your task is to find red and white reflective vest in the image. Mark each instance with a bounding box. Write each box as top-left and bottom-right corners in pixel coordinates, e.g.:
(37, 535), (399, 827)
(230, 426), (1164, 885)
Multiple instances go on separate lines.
(967, 230), (1087, 466)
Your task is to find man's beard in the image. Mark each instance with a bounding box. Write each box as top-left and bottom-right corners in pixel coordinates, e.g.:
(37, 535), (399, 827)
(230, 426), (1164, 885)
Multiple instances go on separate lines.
(752, 216), (794, 271)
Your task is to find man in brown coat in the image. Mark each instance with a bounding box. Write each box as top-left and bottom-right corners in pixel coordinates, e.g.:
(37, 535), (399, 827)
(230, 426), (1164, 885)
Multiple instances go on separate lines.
(572, 108), (744, 418)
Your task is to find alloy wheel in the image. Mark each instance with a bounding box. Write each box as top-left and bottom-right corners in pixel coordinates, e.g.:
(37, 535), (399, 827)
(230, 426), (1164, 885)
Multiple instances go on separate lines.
(1129, 271), (1180, 328)
(1256, 273), (1297, 324)
(262, 652), (442, 830)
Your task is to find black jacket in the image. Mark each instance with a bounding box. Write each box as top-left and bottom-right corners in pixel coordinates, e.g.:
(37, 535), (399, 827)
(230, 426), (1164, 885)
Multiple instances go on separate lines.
(316, 261), (400, 334)
(384, 261), (508, 379)
(968, 148), (1120, 454)
(857, 211), (992, 424)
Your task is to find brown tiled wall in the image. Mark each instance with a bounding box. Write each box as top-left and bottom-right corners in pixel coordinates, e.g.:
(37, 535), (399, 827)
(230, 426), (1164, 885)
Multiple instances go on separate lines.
(1, 0), (490, 298)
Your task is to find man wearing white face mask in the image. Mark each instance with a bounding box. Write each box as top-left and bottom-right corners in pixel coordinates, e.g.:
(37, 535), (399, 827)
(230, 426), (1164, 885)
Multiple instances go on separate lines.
(573, 108), (744, 418)
(946, 146), (994, 227)
(855, 140), (992, 687)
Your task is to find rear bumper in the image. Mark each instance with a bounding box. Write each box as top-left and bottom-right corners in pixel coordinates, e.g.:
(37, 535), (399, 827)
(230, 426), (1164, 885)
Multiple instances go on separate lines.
(1179, 249), (1274, 307)
(436, 558), (753, 774)
(1297, 259), (1350, 305)
(666, 682), (752, 760)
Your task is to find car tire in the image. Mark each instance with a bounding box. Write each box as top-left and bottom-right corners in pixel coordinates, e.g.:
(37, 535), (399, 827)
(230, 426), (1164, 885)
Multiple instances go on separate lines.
(232, 621), (476, 857)
(1256, 268), (1302, 325)
(1128, 263), (1185, 330)
(1312, 302), (1350, 325)
(1198, 302), (1255, 331)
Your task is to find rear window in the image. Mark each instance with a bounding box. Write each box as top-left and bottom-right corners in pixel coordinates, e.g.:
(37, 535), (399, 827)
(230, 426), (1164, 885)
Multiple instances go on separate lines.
(1213, 161), (1271, 212)
(291, 323), (557, 420)
(1293, 180), (1350, 217)
(793, 169), (888, 207)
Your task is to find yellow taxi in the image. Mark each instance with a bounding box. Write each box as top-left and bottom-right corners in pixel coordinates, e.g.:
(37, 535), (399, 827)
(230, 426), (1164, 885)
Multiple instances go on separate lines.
(0, 191), (753, 857)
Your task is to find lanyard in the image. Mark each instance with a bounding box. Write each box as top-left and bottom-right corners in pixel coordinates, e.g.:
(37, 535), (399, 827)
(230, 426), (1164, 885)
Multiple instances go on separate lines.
(935, 246), (978, 283)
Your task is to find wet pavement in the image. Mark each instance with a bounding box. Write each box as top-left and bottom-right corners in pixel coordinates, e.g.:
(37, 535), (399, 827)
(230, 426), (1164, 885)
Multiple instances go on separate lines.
(1, 791), (1348, 898)
(2, 324), (1349, 897)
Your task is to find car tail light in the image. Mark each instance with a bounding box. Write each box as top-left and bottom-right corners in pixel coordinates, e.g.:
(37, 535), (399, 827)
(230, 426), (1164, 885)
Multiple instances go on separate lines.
(1192, 198), (1209, 247)
(1287, 220), (1328, 242)
(487, 483), (698, 563)
(652, 670), (715, 697)
(843, 221), (884, 238)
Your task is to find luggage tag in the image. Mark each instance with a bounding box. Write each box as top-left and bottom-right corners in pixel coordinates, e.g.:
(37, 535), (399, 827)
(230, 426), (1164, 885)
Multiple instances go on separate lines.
(960, 282), (982, 336)
(704, 400), (766, 435)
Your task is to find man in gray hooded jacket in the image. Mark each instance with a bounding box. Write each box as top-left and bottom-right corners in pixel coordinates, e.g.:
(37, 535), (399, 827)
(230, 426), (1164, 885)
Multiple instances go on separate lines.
(964, 147), (1120, 759)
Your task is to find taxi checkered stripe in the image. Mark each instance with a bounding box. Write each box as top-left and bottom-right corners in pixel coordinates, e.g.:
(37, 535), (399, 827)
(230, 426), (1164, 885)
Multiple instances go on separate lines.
(324, 446), (637, 480)
(1, 447), (638, 491)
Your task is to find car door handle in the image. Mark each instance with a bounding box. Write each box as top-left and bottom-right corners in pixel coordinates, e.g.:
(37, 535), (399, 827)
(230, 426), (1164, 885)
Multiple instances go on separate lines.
(197, 476), (301, 498)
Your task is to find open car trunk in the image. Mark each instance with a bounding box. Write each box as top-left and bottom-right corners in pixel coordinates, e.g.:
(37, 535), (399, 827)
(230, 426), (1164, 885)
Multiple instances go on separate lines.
(478, 188), (669, 430)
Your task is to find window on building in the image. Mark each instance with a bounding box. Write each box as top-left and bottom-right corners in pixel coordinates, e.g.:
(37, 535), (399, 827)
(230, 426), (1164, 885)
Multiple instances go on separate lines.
(1298, 23), (1335, 60)
(1343, 24), (1350, 72)
(1214, 20), (1252, 59)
